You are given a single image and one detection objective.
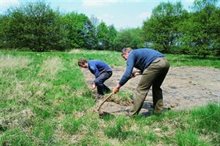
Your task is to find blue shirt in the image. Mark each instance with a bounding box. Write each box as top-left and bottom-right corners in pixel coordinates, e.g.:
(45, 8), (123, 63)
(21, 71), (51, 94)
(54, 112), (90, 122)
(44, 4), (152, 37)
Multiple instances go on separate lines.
(88, 60), (112, 78)
(119, 48), (165, 86)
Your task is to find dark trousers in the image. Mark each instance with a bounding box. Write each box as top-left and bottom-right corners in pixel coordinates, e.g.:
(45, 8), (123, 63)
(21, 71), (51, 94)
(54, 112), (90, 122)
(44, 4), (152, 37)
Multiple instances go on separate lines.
(94, 71), (112, 95)
(131, 58), (170, 115)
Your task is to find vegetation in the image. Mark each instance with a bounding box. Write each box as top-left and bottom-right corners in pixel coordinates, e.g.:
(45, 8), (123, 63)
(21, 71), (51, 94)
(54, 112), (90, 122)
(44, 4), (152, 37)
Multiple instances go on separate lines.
(0, 2), (67, 51)
(0, 0), (219, 145)
(0, 0), (219, 57)
(143, 0), (220, 57)
(0, 50), (219, 145)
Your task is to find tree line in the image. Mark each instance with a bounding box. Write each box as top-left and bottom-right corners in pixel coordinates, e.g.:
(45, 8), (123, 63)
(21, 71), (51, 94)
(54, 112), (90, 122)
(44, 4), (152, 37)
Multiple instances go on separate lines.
(0, 0), (219, 57)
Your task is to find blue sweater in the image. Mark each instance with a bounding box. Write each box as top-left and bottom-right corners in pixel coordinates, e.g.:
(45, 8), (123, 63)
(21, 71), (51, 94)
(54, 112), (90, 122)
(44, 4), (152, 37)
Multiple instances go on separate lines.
(119, 48), (164, 86)
(88, 60), (112, 78)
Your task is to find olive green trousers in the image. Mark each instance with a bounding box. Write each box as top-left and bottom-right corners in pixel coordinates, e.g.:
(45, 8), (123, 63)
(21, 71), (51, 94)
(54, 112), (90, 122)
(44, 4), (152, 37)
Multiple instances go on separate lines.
(130, 58), (170, 115)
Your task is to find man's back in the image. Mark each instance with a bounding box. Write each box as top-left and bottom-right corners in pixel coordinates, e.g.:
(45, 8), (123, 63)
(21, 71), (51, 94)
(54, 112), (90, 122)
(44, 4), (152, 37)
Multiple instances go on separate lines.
(129, 48), (164, 72)
(88, 60), (112, 77)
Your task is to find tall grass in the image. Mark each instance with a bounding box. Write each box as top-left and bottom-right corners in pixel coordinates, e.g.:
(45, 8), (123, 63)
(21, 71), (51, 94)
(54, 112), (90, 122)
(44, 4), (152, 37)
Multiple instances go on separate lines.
(0, 50), (219, 145)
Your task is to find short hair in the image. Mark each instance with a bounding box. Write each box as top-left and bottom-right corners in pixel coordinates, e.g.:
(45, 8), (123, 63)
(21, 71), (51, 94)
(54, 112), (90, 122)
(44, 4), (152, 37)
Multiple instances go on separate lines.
(78, 59), (87, 66)
(122, 47), (132, 54)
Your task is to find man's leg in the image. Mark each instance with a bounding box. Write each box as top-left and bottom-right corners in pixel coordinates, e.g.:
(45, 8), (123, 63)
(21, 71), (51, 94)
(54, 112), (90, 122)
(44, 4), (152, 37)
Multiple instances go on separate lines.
(95, 72), (112, 96)
(102, 72), (112, 93)
(152, 58), (170, 113)
(130, 66), (162, 115)
(103, 84), (111, 94)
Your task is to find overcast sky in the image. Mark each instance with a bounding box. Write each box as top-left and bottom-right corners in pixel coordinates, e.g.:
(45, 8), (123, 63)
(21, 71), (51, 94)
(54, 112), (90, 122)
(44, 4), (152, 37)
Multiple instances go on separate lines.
(0, 0), (195, 29)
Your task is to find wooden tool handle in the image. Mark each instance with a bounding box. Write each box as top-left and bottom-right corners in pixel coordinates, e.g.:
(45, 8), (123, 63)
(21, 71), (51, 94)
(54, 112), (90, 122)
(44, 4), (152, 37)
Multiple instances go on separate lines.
(97, 92), (114, 111)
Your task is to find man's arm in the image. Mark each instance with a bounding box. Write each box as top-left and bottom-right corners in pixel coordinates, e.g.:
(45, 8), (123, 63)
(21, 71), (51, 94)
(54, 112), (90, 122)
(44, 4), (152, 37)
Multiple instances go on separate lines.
(119, 54), (135, 86)
(113, 54), (135, 94)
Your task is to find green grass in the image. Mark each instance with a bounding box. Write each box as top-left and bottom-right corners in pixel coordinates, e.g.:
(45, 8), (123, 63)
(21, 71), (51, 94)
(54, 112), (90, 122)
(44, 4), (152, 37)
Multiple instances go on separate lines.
(0, 49), (219, 145)
(104, 116), (133, 140)
(167, 54), (220, 68)
(0, 128), (34, 146)
(176, 130), (208, 146)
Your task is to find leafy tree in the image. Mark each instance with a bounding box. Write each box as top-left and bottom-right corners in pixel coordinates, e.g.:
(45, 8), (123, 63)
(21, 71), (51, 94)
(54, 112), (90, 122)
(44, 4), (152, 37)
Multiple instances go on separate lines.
(3, 8), (26, 49)
(81, 19), (98, 49)
(178, 0), (220, 57)
(96, 22), (111, 50)
(61, 12), (97, 49)
(2, 2), (67, 51)
(210, 8), (220, 56)
(114, 28), (144, 51)
(108, 25), (118, 50)
(0, 15), (9, 48)
(193, 0), (220, 57)
(143, 2), (186, 53)
(90, 18), (118, 50)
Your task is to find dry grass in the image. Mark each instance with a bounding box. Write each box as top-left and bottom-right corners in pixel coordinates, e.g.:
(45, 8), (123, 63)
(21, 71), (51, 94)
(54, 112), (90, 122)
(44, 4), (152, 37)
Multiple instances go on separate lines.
(0, 108), (34, 129)
(68, 49), (81, 54)
(68, 49), (114, 55)
(38, 57), (64, 78)
(0, 55), (31, 69)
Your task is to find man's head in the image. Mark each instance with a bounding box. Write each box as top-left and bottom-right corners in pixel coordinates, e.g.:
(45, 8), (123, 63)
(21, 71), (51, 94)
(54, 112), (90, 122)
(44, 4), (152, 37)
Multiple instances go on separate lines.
(121, 47), (132, 60)
(78, 59), (88, 68)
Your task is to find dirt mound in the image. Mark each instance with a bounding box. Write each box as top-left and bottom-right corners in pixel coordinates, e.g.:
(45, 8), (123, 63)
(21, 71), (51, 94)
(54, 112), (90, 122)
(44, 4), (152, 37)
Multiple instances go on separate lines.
(82, 66), (220, 115)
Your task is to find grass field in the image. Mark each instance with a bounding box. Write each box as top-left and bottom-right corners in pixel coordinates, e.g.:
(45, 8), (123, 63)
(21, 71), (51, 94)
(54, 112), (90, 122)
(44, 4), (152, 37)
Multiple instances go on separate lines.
(0, 50), (220, 145)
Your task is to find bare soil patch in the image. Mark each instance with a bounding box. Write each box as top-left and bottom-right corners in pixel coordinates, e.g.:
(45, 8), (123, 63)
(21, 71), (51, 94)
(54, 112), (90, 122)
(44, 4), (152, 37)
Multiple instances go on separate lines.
(82, 66), (220, 115)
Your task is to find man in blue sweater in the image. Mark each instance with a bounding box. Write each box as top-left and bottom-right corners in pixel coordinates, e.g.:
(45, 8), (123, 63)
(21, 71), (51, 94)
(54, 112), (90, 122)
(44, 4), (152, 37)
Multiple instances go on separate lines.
(78, 59), (112, 99)
(113, 48), (170, 115)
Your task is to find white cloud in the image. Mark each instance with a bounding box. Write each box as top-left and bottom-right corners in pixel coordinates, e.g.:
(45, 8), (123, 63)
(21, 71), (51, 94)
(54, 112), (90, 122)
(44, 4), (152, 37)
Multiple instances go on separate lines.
(82, 0), (119, 7)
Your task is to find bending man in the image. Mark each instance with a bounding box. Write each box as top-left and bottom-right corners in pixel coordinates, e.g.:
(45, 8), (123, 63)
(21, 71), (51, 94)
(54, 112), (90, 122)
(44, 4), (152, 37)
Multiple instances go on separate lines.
(113, 48), (170, 115)
(78, 59), (112, 99)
